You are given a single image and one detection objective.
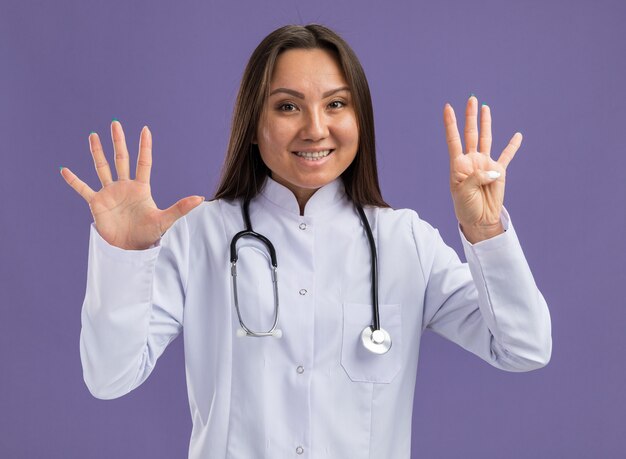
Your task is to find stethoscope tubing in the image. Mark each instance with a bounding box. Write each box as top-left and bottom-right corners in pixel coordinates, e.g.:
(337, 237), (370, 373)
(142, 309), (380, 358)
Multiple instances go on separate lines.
(230, 196), (391, 354)
(355, 203), (380, 333)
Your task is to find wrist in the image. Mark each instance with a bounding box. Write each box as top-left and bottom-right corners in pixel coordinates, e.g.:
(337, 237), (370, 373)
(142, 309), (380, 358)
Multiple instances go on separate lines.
(459, 221), (505, 244)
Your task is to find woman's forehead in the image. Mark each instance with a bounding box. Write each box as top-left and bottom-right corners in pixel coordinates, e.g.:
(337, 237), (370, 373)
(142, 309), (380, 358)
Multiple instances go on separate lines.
(270, 48), (348, 94)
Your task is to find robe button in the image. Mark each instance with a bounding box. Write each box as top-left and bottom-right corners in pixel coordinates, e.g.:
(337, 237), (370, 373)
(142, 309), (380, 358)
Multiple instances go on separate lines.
(296, 365), (304, 374)
(296, 446), (304, 454)
(299, 222), (307, 230)
(299, 289), (307, 296)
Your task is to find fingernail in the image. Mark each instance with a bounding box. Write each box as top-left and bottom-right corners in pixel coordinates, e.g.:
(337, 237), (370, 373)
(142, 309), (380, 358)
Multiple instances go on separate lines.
(486, 170), (501, 180)
(469, 93), (475, 99)
(482, 103), (488, 108)
(59, 166), (64, 172)
(112, 117), (119, 122)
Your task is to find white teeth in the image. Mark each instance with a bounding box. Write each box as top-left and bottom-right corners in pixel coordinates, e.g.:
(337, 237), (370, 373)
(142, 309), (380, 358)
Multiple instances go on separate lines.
(295, 150), (332, 160)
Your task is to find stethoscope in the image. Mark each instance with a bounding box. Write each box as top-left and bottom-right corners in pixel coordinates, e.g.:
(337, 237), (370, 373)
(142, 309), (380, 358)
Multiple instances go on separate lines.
(230, 199), (392, 355)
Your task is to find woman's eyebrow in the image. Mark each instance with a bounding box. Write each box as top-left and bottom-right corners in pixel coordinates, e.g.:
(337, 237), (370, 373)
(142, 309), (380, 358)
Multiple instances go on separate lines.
(269, 86), (351, 99)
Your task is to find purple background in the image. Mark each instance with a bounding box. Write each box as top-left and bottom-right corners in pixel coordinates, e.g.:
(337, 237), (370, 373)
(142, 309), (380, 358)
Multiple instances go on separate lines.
(1, 0), (625, 457)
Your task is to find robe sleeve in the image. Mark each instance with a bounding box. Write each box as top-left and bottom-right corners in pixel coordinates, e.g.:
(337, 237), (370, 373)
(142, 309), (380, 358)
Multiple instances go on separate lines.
(416, 208), (552, 371)
(79, 217), (189, 399)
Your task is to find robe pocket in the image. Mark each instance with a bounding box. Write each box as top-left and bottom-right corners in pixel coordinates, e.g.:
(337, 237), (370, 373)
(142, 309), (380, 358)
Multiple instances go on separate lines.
(340, 302), (402, 384)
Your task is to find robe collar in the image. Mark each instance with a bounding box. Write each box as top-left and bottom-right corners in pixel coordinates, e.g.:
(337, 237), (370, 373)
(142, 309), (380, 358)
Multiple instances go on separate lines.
(258, 176), (348, 217)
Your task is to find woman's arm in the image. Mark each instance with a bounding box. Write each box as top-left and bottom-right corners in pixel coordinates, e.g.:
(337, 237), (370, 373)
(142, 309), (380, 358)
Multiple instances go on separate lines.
(61, 121), (202, 398)
(415, 211), (552, 371)
(79, 216), (189, 398)
(415, 97), (551, 370)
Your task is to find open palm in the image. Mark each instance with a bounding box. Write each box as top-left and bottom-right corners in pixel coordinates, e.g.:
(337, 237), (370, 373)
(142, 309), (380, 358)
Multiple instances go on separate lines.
(443, 96), (522, 242)
(61, 121), (204, 250)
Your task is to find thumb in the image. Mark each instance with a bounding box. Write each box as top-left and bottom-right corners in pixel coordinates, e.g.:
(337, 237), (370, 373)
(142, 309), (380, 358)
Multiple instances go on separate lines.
(463, 169), (502, 189)
(160, 195), (205, 232)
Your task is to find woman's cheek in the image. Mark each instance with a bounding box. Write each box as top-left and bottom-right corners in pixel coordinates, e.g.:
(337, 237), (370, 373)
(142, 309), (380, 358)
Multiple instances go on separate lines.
(336, 114), (359, 144)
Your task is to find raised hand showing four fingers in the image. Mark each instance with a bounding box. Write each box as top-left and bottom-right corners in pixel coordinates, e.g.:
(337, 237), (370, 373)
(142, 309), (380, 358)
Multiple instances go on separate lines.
(443, 96), (522, 243)
(60, 121), (204, 250)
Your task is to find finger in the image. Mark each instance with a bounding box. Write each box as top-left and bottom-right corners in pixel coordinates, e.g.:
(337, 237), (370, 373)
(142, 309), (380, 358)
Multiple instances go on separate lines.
(160, 196), (205, 233)
(478, 104), (492, 156)
(89, 132), (113, 186)
(497, 132), (523, 169)
(135, 126), (152, 184)
(59, 167), (96, 203)
(443, 103), (463, 159)
(465, 96), (479, 153)
(111, 120), (131, 180)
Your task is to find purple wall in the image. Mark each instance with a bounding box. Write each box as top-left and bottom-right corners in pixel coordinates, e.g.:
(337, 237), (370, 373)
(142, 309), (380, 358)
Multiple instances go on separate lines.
(1, 0), (624, 457)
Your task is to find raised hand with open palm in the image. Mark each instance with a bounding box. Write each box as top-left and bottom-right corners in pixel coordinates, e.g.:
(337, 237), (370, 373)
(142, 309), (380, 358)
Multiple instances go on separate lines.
(61, 121), (204, 250)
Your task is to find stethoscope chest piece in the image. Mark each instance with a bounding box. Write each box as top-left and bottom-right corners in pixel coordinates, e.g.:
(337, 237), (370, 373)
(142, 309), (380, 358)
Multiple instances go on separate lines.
(361, 326), (392, 354)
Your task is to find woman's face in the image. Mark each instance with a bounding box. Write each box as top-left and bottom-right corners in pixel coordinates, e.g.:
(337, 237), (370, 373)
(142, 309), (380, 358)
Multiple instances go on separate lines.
(255, 48), (359, 201)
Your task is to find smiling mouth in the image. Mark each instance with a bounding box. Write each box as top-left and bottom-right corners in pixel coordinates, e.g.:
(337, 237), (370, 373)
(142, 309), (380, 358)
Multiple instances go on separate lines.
(292, 149), (334, 161)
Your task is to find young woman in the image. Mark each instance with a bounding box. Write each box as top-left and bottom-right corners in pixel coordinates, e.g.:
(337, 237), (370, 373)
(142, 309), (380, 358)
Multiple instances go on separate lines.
(61, 24), (551, 459)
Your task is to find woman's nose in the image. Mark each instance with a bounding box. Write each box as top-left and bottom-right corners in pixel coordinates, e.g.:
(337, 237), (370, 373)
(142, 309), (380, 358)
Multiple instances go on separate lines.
(300, 109), (329, 141)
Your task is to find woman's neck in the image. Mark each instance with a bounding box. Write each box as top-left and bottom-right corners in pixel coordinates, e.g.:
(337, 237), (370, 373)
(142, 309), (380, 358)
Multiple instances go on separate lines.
(268, 174), (319, 216)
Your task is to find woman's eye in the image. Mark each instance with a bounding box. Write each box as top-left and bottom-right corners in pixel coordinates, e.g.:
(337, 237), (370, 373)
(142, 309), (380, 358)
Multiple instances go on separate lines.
(278, 103), (297, 112)
(329, 100), (346, 109)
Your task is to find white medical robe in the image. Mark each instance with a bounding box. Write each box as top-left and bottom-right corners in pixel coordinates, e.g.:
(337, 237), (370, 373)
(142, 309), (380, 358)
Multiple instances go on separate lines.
(80, 177), (552, 459)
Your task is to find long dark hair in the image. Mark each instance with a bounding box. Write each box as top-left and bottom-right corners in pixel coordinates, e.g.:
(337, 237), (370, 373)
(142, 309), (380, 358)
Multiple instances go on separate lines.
(213, 24), (389, 208)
